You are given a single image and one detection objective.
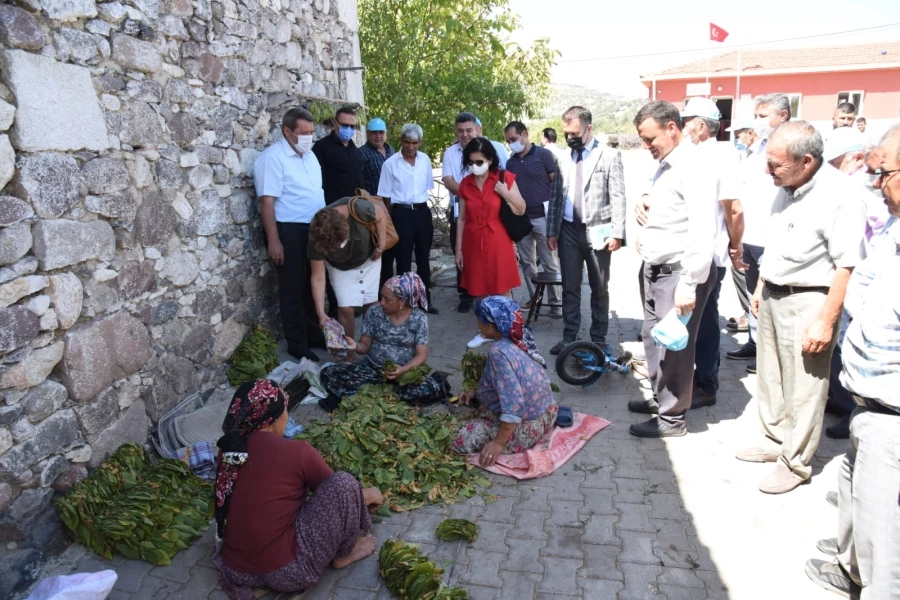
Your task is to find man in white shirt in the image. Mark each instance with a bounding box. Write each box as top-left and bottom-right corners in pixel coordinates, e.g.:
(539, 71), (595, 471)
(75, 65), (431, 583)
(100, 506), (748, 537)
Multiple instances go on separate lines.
(739, 121), (866, 494)
(680, 98), (745, 408)
(442, 112), (479, 313)
(377, 123), (438, 314)
(253, 108), (326, 361)
(628, 101), (718, 438)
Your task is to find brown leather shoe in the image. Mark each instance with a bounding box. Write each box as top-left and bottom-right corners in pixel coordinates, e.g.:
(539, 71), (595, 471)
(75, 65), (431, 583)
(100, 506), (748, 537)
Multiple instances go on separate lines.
(759, 463), (808, 494)
(735, 446), (778, 463)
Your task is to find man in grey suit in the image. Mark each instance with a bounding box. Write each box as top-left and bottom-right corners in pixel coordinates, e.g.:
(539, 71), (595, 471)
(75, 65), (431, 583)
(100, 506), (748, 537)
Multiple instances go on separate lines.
(547, 106), (627, 355)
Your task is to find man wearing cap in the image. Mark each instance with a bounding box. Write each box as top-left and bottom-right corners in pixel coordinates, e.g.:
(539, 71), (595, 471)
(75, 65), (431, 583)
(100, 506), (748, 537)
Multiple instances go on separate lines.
(728, 119), (757, 156)
(680, 97), (745, 408)
(738, 121), (866, 494)
(359, 118), (396, 284)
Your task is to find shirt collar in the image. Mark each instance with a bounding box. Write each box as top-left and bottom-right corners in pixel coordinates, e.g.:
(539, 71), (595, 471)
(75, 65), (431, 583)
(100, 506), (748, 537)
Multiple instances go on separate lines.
(788, 162), (824, 199)
(280, 137), (302, 158)
(660, 139), (690, 168)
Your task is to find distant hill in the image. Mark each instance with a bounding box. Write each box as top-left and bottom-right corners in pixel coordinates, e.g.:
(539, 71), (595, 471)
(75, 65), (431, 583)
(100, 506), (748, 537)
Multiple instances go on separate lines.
(532, 84), (647, 135)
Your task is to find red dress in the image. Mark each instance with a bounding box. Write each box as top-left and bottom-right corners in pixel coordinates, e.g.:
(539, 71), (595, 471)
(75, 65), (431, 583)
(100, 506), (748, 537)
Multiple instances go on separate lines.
(459, 170), (522, 296)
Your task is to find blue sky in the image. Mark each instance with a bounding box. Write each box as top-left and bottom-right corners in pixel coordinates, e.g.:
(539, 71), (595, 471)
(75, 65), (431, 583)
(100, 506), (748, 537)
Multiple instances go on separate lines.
(509, 0), (900, 96)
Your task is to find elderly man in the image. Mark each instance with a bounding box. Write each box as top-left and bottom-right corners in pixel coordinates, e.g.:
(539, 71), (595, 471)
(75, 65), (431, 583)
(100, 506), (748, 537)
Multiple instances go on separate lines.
(359, 117), (396, 285)
(738, 121), (866, 494)
(254, 108), (326, 361)
(312, 106), (366, 204)
(680, 98), (745, 407)
(727, 118), (757, 156)
(378, 123), (438, 314)
(832, 102), (858, 130)
(628, 101), (718, 437)
(547, 106), (627, 355)
(504, 120), (562, 317)
(442, 112), (479, 313)
(726, 94), (792, 373)
(805, 124), (900, 599)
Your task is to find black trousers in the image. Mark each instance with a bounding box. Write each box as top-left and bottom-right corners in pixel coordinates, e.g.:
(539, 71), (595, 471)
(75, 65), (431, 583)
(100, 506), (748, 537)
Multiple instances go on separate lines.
(274, 222), (325, 354)
(448, 208), (473, 301)
(393, 205), (434, 289)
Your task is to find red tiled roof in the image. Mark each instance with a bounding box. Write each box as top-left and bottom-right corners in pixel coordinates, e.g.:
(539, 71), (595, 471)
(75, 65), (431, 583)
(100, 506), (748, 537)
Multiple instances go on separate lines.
(649, 41), (900, 77)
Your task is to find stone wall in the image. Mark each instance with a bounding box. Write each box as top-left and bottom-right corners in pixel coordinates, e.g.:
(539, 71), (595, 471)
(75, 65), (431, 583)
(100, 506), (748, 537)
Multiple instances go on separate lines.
(0, 0), (362, 594)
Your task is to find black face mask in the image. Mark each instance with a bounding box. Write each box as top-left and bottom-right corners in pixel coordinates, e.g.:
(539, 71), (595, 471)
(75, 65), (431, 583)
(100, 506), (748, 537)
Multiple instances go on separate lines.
(566, 132), (586, 150)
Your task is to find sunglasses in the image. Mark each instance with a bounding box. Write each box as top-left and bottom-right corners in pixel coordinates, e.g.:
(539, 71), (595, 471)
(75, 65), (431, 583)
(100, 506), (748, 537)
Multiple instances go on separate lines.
(466, 159), (487, 167)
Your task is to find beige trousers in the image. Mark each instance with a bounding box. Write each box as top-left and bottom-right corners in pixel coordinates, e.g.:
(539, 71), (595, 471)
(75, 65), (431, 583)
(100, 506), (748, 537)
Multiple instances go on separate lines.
(756, 287), (837, 479)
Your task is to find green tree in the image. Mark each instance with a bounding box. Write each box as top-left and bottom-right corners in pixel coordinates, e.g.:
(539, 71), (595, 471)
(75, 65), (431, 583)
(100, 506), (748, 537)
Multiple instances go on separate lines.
(358, 0), (558, 159)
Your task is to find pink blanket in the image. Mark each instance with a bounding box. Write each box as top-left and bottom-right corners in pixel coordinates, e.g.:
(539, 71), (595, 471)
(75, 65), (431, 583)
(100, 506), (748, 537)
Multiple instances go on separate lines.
(466, 412), (610, 479)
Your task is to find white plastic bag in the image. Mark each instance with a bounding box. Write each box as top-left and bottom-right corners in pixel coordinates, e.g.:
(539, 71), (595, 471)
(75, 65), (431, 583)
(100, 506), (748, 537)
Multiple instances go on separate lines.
(26, 570), (117, 600)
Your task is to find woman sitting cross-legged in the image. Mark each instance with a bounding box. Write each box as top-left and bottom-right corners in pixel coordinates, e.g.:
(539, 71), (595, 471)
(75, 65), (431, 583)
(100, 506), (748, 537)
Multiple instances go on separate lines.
(319, 272), (449, 409)
(213, 379), (383, 600)
(451, 296), (559, 467)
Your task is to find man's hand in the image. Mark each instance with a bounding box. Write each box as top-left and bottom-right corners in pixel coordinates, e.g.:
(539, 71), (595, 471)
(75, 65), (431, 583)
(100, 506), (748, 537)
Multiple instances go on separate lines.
(268, 240), (285, 265)
(635, 195), (651, 226)
(458, 390), (476, 406)
(803, 318), (834, 354)
(603, 237), (622, 252)
(674, 294), (695, 316)
(479, 439), (505, 467)
(455, 251), (464, 271)
(547, 236), (558, 251)
(750, 289), (762, 317)
(729, 247), (748, 271)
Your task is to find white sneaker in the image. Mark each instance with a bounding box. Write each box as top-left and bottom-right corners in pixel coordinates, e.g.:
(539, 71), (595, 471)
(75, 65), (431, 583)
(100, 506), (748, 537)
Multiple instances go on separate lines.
(467, 334), (494, 349)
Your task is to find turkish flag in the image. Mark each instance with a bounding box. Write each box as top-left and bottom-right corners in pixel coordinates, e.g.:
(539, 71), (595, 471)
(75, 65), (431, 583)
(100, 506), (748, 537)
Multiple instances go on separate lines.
(710, 23), (729, 42)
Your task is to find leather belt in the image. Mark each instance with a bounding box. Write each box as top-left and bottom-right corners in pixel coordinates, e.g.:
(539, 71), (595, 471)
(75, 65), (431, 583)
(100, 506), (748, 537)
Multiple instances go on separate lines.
(851, 393), (900, 416)
(764, 281), (830, 296)
(649, 261), (682, 275)
(392, 202), (429, 210)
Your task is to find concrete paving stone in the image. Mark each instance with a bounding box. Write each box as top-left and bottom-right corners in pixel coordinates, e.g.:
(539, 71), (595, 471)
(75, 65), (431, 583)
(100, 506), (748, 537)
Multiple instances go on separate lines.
(613, 477), (652, 505)
(653, 537), (701, 570)
(615, 501), (656, 533)
(618, 531), (659, 565)
(468, 519), (510, 553)
(539, 526), (584, 559)
(648, 518), (689, 539)
(578, 487), (616, 516)
(546, 473), (585, 500)
(643, 468), (679, 494)
(457, 549), (505, 588)
(207, 590), (230, 600)
(536, 556), (583, 597)
(610, 459), (649, 481)
(501, 543), (544, 574)
(487, 480), (523, 498)
(648, 492), (686, 521)
(660, 584), (709, 600)
(578, 577), (625, 599)
(371, 521), (410, 542)
(576, 543), (622, 581)
(515, 484), (554, 512)
(396, 511), (447, 543)
(575, 463), (615, 489)
(328, 587), (378, 599)
(642, 449), (673, 471)
(508, 509), (548, 541)
(617, 561), (664, 600)
(496, 570), (540, 600)
(693, 569), (730, 599)
(686, 535), (718, 571)
(335, 551), (381, 590)
(545, 499), (585, 528)
(580, 514), (619, 546)
(658, 566), (707, 589)
(459, 584), (501, 600)
(74, 554), (123, 573)
(111, 559), (155, 592)
(475, 494), (517, 524)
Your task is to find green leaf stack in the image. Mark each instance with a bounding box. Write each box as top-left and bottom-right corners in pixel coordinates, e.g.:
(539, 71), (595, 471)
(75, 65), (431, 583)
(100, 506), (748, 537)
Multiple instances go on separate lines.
(396, 365), (431, 386)
(434, 519), (479, 543)
(226, 323), (280, 387)
(297, 384), (490, 510)
(56, 443), (214, 566)
(461, 352), (486, 392)
(379, 539), (468, 599)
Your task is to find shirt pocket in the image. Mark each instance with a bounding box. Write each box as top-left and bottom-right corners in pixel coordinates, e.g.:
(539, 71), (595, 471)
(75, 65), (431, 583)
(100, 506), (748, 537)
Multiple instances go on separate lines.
(780, 227), (823, 264)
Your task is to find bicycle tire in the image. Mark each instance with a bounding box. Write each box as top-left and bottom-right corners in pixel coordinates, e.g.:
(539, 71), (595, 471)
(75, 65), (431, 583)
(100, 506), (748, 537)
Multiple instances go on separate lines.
(555, 340), (605, 386)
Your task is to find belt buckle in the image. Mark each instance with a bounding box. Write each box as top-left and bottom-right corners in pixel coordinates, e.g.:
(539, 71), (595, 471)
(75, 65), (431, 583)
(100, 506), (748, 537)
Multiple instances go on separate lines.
(659, 265), (673, 275)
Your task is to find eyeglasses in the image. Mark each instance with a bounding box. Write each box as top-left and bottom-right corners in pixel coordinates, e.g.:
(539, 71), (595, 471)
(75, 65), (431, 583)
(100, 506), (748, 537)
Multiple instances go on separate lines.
(338, 123), (359, 130)
(874, 167), (900, 180)
(466, 160), (487, 167)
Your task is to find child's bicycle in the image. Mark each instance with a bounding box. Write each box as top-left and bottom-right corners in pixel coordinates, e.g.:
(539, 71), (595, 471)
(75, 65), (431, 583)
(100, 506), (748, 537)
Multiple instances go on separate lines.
(555, 340), (632, 387)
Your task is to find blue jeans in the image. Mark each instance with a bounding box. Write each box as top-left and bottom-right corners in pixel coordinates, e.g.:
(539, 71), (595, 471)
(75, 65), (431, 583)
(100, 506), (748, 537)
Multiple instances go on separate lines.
(694, 267), (727, 396)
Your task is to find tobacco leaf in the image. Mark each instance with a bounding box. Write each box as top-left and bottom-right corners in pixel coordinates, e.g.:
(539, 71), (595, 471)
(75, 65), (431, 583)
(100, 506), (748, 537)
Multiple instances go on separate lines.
(379, 539), (468, 599)
(434, 519), (479, 543)
(461, 352), (486, 392)
(226, 323), (280, 387)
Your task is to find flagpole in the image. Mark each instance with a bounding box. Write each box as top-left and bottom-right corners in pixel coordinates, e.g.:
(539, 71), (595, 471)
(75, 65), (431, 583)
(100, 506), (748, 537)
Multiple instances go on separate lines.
(736, 48), (741, 108)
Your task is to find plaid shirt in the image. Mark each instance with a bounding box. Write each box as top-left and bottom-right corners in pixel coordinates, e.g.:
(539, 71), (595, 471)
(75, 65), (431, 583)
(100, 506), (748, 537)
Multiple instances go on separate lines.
(359, 142), (394, 195)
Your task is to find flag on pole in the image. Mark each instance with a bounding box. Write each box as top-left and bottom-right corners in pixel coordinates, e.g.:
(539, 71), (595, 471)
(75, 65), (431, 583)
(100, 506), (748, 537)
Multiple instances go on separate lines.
(710, 23), (729, 42)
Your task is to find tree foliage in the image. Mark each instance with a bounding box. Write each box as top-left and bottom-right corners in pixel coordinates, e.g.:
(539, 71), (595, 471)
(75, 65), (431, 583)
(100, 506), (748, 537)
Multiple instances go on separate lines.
(359, 0), (558, 158)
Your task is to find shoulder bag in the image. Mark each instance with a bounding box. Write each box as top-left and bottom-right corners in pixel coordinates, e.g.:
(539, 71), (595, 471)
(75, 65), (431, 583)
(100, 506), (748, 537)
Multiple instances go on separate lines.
(498, 170), (533, 243)
(348, 190), (399, 251)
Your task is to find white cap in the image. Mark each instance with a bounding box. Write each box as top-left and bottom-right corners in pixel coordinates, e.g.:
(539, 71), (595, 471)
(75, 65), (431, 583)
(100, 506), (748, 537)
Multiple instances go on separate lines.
(726, 119), (755, 132)
(681, 97), (721, 121)
(824, 127), (865, 162)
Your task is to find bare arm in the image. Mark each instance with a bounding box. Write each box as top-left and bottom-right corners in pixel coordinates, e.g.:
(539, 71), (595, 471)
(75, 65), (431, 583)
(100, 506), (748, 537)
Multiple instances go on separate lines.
(442, 175), (460, 195)
(803, 267), (853, 354)
(259, 196), (284, 265)
(355, 335), (373, 355)
(455, 197), (466, 271)
(495, 179), (527, 216)
(310, 259), (327, 326)
(721, 199), (744, 250)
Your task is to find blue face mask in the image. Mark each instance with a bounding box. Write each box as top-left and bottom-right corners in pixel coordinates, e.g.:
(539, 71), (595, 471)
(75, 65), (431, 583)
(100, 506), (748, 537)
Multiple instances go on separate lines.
(338, 126), (355, 142)
(651, 308), (692, 351)
(733, 138), (747, 153)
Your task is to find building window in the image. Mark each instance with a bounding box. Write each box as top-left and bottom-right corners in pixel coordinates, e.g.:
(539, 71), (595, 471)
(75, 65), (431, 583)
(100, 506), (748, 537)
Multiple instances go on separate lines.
(837, 91), (863, 113)
(788, 94), (802, 119)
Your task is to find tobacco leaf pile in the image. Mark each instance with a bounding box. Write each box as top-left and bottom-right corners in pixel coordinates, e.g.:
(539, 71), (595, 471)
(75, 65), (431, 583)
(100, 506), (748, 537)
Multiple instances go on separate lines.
(461, 351), (486, 391)
(298, 384), (490, 510)
(56, 443), (213, 566)
(379, 539), (468, 599)
(226, 323), (280, 387)
(434, 519), (479, 543)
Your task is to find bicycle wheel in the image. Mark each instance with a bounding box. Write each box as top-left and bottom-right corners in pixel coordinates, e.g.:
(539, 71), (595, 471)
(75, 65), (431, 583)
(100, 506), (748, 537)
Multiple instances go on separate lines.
(555, 340), (605, 386)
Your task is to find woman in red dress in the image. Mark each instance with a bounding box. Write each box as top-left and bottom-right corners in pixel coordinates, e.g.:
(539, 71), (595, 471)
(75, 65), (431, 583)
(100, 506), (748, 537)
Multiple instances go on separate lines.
(456, 137), (527, 348)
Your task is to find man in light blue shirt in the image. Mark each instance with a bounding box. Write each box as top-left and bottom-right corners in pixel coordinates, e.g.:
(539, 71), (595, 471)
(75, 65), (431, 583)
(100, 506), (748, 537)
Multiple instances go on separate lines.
(254, 108), (326, 361)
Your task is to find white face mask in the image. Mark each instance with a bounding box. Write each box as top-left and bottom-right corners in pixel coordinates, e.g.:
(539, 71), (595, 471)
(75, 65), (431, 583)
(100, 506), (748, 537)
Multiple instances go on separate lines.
(754, 117), (775, 140)
(470, 162), (489, 176)
(295, 134), (313, 154)
(509, 140), (525, 154)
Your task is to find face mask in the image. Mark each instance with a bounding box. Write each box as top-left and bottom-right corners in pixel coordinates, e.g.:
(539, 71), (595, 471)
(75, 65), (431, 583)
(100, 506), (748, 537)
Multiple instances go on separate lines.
(338, 126), (355, 142)
(733, 139), (747, 153)
(469, 162), (489, 176)
(754, 117), (774, 140)
(295, 134), (313, 153)
(651, 308), (692, 351)
(509, 140), (525, 154)
(682, 124), (697, 144)
(566, 135), (584, 150)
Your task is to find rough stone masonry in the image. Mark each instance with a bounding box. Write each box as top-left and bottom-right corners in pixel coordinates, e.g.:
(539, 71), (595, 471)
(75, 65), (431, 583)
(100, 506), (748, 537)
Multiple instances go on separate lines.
(0, 0), (364, 594)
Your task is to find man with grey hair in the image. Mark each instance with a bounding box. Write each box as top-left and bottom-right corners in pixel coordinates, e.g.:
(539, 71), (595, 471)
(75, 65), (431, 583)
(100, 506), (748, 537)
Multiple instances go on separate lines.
(739, 121), (866, 494)
(377, 123), (439, 312)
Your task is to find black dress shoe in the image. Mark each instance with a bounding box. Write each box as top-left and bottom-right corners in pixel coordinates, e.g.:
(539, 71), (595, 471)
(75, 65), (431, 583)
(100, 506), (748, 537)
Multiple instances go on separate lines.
(457, 299), (471, 313)
(726, 342), (756, 360)
(825, 416), (850, 439)
(691, 388), (717, 409)
(628, 399), (659, 414)
(746, 359), (757, 374)
(549, 340), (569, 356)
(426, 305), (440, 315)
(629, 417), (687, 438)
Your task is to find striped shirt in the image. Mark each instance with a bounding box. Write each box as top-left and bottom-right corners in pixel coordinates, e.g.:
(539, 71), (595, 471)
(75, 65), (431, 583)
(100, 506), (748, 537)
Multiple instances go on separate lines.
(359, 142), (394, 196)
(839, 217), (900, 407)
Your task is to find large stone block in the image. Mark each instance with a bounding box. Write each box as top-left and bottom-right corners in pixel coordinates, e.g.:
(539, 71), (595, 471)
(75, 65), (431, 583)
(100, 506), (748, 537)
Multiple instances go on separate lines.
(40, 0), (98, 21)
(85, 192), (137, 218)
(32, 220), (115, 270)
(0, 221), (32, 266)
(53, 28), (101, 65)
(111, 32), (160, 73)
(9, 153), (81, 219)
(81, 157), (130, 194)
(183, 189), (228, 235)
(116, 260), (156, 299)
(0, 6), (46, 51)
(20, 380), (67, 423)
(0, 409), (80, 480)
(0, 548), (44, 598)
(87, 399), (149, 467)
(212, 316), (247, 363)
(119, 100), (163, 148)
(0, 135), (13, 191)
(47, 272), (83, 329)
(0, 196), (33, 227)
(59, 311), (151, 401)
(229, 188), (256, 224)
(0, 275), (48, 308)
(155, 158), (184, 189)
(0, 50), (108, 152)
(0, 305), (39, 354)
(0, 341), (64, 389)
(134, 190), (176, 247)
(0, 100), (14, 132)
(73, 385), (118, 436)
(167, 111), (199, 147)
(159, 249), (198, 287)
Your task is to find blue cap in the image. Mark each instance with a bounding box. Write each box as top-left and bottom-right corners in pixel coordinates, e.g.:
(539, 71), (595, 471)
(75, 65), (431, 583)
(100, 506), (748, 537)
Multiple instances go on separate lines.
(366, 118), (386, 132)
(474, 117), (482, 127)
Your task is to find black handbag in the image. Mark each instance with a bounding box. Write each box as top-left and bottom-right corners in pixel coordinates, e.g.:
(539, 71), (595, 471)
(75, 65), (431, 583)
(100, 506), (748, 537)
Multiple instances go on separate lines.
(498, 170), (532, 243)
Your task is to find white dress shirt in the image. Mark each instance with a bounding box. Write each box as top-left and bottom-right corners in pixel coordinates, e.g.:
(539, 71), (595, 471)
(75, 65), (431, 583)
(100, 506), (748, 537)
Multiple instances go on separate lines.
(562, 136), (598, 223)
(253, 138), (325, 223)
(377, 151), (434, 204)
(639, 141), (718, 299)
(738, 138), (779, 246)
(697, 138), (740, 266)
